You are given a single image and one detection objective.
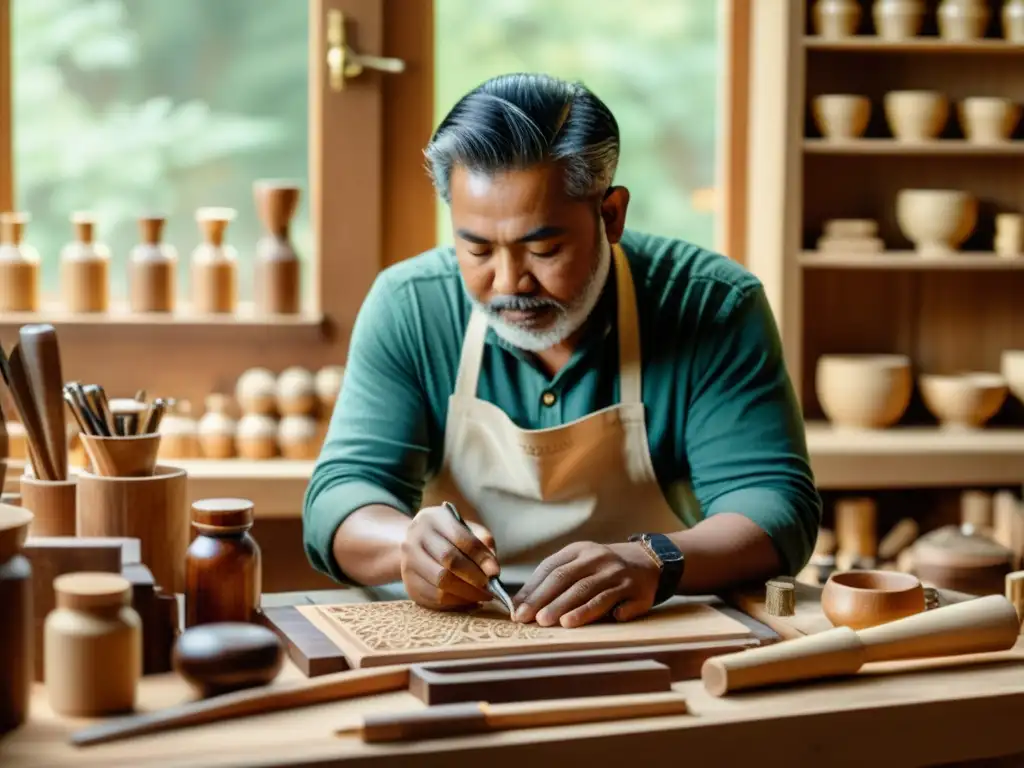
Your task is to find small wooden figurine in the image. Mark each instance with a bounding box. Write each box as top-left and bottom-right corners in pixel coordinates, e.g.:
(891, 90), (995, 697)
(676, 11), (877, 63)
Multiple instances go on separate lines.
(254, 180), (302, 316)
(191, 207), (238, 315)
(60, 212), (110, 314)
(0, 212), (40, 312)
(128, 215), (178, 313)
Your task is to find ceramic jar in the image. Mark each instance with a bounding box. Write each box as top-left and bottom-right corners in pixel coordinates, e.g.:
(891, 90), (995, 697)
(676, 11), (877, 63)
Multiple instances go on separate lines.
(198, 394), (238, 459)
(44, 572), (141, 716)
(191, 207), (238, 315)
(873, 0), (925, 39)
(184, 498), (262, 627)
(129, 216), (178, 313)
(254, 181), (302, 316)
(1005, 0), (1024, 41)
(938, 0), (991, 39)
(236, 414), (278, 460)
(60, 213), (110, 314)
(0, 212), (39, 313)
(813, 0), (862, 38)
(0, 504), (33, 734)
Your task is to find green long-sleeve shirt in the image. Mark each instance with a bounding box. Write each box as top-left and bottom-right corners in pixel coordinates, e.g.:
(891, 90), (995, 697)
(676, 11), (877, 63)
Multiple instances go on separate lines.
(303, 229), (821, 583)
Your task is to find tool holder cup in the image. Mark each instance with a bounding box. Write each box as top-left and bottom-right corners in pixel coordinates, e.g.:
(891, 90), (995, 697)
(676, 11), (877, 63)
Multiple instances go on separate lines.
(19, 473), (77, 537)
(75, 432), (189, 594)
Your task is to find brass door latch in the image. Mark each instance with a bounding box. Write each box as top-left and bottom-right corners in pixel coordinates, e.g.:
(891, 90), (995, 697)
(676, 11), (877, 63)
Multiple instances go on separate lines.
(326, 9), (406, 91)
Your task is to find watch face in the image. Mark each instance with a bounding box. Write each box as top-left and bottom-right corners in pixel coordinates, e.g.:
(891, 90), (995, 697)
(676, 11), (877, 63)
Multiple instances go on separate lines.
(649, 534), (684, 564)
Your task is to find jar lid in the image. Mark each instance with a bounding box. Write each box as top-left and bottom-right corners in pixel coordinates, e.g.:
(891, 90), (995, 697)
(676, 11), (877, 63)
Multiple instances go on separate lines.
(192, 498), (255, 532)
(54, 572), (131, 610)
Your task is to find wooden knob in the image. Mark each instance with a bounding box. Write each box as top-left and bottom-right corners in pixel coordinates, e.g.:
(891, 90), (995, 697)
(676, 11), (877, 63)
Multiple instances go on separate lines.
(765, 579), (795, 616)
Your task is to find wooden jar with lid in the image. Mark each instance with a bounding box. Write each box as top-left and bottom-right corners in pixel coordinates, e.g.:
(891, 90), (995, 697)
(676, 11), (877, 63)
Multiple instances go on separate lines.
(129, 216), (178, 313)
(912, 525), (1015, 595)
(44, 572), (142, 716)
(184, 498), (262, 628)
(60, 212), (110, 313)
(191, 207), (238, 315)
(254, 180), (302, 315)
(0, 212), (39, 312)
(197, 394), (238, 459)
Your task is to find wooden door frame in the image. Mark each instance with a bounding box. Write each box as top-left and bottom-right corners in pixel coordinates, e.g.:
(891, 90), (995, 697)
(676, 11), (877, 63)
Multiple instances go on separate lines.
(719, 0), (750, 266)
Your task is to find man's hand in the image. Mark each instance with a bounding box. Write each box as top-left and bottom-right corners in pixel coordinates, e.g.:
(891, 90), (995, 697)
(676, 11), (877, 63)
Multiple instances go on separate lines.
(512, 541), (661, 628)
(400, 505), (500, 611)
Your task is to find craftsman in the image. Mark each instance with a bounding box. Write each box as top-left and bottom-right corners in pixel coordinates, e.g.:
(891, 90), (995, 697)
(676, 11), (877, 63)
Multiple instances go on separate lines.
(303, 73), (821, 628)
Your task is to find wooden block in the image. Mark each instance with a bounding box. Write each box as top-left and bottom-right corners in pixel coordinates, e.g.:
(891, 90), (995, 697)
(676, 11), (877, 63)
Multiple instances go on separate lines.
(22, 536), (139, 682)
(259, 605), (349, 677)
(122, 563), (178, 675)
(409, 659), (672, 705)
(296, 597), (755, 668)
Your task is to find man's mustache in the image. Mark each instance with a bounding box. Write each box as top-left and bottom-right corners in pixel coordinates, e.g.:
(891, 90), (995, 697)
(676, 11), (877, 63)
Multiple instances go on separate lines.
(485, 295), (565, 313)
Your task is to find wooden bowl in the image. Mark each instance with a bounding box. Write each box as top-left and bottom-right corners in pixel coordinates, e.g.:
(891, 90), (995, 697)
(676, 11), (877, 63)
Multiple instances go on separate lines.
(172, 623), (284, 698)
(896, 189), (977, 257)
(919, 372), (1007, 429)
(0, 502), (34, 563)
(812, 95), (871, 140)
(822, 570), (925, 630)
(815, 354), (913, 429)
(883, 91), (948, 141)
(959, 97), (1021, 144)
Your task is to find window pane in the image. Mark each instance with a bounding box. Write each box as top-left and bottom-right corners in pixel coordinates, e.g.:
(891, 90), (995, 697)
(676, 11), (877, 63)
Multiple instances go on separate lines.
(434, 0), (720, 249)
(12, 0), (311, 302)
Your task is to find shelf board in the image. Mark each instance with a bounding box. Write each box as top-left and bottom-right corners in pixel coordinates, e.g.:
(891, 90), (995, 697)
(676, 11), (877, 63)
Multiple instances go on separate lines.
(804, 139), (1024, 156)
(806, 422), (1024, 489)
(0, 302), (325, 330)
(804, 36), (1024, 53)
(800, 251), (1024, 269)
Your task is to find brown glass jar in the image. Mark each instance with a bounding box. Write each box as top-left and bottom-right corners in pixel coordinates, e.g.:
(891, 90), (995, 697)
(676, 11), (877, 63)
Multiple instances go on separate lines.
(184, 498), (261, 627)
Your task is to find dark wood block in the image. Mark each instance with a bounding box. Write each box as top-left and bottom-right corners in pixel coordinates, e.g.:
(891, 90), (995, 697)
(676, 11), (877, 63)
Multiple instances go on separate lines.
(409, 658), (672, 705)
(258, 605), (349, 677)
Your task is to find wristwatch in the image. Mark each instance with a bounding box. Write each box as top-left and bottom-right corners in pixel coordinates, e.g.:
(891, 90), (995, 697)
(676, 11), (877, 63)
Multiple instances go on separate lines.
(628, 533), (685, 606)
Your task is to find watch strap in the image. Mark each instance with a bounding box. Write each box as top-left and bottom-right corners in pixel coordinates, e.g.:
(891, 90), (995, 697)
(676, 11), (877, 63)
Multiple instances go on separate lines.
(631, 533), (684, 606)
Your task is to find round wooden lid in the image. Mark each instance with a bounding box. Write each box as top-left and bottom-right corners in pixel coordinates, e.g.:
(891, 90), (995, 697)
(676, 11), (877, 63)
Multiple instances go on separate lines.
(54, 572), (131, 610)
(913, 525), (1014, 569)
(191, 498), (255, 532)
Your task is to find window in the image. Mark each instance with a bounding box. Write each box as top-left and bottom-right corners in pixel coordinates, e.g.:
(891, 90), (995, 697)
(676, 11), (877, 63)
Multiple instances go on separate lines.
(11, 0), (312, 302)
(434, 1), (723, 251)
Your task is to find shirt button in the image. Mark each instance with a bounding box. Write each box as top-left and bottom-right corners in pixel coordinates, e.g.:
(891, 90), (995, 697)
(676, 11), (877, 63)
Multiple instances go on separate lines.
(541, 391), (557, 407)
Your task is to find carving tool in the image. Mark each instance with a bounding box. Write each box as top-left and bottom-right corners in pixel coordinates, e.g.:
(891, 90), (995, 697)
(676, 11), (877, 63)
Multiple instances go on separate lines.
(83, 384), (117, 437)
(17, 323), (68, 479)
(3, 342), (57, 480)
(65, 382), (107, 436)
(142, 397), (167, 434)
(442, 501), (515, 617)
(70, 665), (411, 746)
(334, 691), (689, 743)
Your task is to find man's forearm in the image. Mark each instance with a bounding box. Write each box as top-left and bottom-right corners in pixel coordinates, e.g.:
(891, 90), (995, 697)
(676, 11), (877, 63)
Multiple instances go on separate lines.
(331, 505), (411, 586)
(667, 512), (782, 594)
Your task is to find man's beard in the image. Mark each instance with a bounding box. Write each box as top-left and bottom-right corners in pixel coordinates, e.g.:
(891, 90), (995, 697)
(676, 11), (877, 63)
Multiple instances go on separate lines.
(471, 227), (612, 353)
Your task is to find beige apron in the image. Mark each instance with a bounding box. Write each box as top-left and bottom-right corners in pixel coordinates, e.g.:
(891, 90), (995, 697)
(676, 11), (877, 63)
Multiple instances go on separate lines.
(421, 243), (686, 565)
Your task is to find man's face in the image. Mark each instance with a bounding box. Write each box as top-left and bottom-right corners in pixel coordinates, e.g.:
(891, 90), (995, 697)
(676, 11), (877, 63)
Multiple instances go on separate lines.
(450, 162), (626, 351)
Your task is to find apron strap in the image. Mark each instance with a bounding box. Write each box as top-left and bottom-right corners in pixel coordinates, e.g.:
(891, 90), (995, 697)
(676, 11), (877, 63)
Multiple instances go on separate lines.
(453, 243), (642, 403)
(454, 308), (489, 397)
(612, 243), (642, 405)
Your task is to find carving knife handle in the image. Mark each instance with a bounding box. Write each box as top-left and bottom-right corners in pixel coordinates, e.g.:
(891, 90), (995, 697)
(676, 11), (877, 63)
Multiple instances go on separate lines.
(442, 501), (515, 617)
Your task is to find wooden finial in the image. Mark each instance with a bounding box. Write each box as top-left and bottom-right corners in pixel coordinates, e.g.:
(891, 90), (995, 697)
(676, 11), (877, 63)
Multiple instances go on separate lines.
(765, 579), (796, 616)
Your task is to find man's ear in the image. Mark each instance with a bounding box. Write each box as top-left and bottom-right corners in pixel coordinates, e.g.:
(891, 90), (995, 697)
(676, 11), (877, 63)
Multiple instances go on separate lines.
(600, 186), (630, 243)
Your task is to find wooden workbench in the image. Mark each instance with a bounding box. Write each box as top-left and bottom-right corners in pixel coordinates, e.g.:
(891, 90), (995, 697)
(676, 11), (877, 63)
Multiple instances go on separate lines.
(4, 586), (1024, 767)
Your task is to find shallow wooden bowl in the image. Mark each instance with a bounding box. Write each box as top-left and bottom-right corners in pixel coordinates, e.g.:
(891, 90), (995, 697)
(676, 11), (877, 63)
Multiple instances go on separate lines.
(822, 570), (925, 630)
(919, 372), (1007, 430)
(0, 502), (34, 563)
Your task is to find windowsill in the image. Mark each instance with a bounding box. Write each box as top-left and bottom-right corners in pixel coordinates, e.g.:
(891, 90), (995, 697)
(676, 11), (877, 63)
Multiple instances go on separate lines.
(0, 302), (328, 338)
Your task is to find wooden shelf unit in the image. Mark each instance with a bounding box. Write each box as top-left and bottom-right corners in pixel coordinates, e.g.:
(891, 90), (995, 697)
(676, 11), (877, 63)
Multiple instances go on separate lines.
(746, 0), (1024, 488)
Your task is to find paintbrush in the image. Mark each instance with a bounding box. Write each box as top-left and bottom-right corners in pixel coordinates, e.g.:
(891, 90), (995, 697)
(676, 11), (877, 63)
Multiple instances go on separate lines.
(65, 382), (107, 436)
(442, 501), (515, 617)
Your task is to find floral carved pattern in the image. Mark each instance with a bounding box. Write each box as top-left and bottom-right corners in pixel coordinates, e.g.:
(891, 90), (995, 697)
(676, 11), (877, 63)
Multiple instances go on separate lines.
(318, 601), (554, 651)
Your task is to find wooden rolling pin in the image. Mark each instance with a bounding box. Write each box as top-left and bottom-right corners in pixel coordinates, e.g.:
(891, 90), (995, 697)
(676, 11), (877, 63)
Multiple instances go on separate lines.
(702, 594), (1020, 697)
(335, 691), (689, 743)
(70, 666), (410, 747)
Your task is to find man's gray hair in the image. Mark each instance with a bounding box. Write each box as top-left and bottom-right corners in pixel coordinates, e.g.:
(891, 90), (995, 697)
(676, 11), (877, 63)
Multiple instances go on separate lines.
(425, 73), (620, 203)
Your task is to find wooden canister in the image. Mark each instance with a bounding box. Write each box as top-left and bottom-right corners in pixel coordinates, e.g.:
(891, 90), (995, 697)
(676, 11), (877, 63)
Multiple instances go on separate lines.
(59, 213), (110, 313)
(0, 213), (40, 313)
(190, 207), (238, 315)
(19, 475), (77, 537)
(184, 498), (261, 627)
(128, 216), (178, 313)
(76, 466), (189, 593)
(44, 572), (141, 716)
(0, 504), (33, 734)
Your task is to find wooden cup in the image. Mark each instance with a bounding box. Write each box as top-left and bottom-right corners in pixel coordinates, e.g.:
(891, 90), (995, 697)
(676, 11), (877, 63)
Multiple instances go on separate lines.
(19, 475), (77, 536)
(79, 433), (161, 478)
(76, 465), (188, 593)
